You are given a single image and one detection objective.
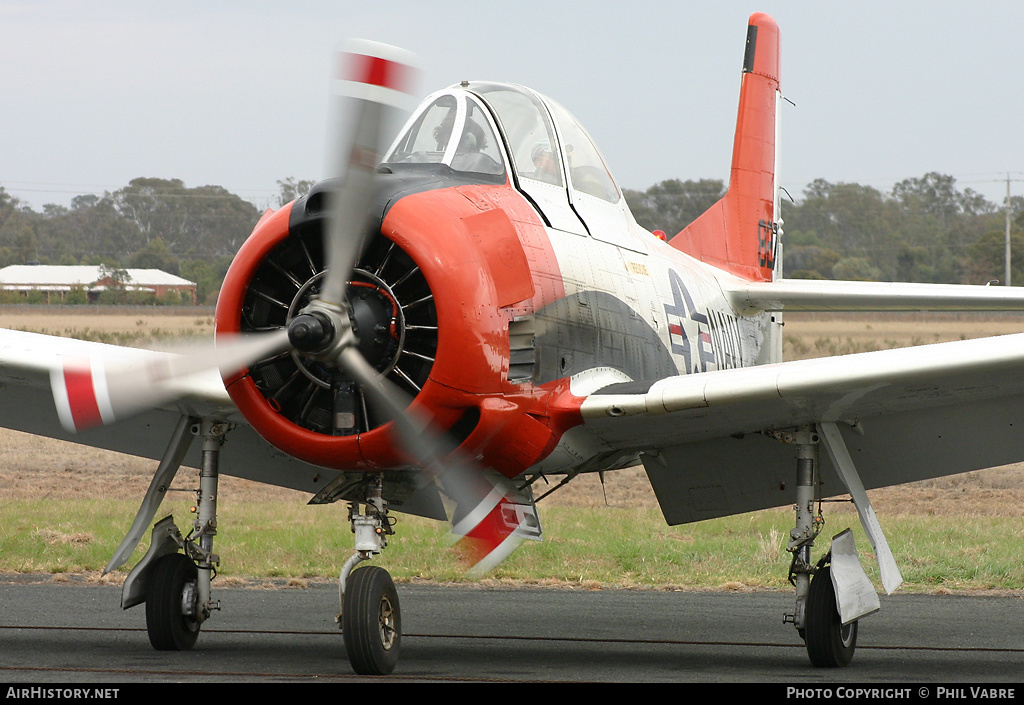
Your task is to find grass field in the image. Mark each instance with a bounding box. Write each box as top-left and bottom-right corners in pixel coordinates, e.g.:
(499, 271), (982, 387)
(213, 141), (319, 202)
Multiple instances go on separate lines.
(1, 307), (1023, 592)
(782, 311), (1024, 360)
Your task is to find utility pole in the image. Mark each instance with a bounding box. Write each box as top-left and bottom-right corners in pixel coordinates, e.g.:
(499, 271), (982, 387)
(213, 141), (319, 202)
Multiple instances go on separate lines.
(1006, 174), (1012, 287)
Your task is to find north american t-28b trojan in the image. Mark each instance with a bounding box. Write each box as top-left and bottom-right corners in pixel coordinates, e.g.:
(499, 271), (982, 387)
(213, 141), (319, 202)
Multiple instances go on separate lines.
(5, 12), (1024, 674)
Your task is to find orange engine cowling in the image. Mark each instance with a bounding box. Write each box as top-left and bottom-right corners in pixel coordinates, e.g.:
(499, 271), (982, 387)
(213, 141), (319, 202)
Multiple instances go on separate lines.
(214, 182), (562, 475)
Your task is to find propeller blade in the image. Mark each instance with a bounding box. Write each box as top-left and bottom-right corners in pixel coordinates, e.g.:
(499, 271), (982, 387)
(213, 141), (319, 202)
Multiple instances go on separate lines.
(336, 347), (541, 576)
(50, 330), (290, 433)
(318, 40), (419, 308)
(337, 346), (445, 467)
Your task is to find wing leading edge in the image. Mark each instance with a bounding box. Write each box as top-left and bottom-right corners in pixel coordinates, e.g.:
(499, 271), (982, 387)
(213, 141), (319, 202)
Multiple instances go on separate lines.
(579, 332), (1024, 525)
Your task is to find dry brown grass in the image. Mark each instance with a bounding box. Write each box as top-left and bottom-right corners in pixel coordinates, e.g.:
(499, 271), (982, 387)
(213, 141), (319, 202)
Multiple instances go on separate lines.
(0, 306), (215, 336)
(783, 311), (1024, 360)
(0, 308), (1023, 516)
(0, 428), (305, 503)
(2, 407), (1022, 517)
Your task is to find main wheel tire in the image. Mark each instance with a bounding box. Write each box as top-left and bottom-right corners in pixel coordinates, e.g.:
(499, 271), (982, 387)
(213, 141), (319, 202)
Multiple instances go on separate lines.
(146, 553), (201, 651)
(805, 565), (857, 667)
(342, 566), (401, 675)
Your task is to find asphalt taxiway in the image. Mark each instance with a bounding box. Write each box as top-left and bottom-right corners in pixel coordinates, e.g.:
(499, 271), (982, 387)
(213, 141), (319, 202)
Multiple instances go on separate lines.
(1, 577), (1022, 683)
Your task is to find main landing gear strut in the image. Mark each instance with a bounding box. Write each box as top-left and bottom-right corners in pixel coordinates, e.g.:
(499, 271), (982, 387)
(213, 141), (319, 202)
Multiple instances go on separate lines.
(116, 419), (227, 651)
(773, 425), (871, 668)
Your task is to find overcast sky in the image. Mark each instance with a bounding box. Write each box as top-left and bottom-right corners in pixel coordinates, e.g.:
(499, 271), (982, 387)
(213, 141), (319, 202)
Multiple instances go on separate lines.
(3, 1), (1023, 212)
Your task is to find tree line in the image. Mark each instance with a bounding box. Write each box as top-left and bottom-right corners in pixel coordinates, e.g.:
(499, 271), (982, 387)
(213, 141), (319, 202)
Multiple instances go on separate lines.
(624, 173), (1024, 285)
(0, 177), (313, 304)
(1, 173), (1021, 307)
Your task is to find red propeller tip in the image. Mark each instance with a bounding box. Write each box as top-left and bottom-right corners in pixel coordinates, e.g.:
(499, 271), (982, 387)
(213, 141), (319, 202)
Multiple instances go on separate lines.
(332, 40), (421, 108)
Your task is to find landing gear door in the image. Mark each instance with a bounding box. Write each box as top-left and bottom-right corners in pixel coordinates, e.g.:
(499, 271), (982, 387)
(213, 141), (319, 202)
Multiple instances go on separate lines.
(830, 529), (880, 625)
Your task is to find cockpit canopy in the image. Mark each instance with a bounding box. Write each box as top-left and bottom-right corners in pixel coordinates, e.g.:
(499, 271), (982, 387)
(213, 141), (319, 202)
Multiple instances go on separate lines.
(383, 82), (621, 204)
(384, 91), (506, 177)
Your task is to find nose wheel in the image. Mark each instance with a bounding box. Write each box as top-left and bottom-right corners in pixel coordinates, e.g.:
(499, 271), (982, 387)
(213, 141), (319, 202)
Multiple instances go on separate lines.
(342, 565), (402, 675)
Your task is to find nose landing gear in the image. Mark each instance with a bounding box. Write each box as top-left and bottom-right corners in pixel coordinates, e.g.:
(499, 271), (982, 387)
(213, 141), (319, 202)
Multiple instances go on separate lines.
(336, 474), (402, 675)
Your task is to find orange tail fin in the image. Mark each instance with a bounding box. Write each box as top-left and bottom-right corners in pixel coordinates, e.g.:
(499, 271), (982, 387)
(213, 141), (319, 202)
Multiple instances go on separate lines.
(670, 12), (781, 282)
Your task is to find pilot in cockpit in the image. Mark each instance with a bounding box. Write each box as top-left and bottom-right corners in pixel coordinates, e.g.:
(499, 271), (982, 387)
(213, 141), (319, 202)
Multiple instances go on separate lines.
(397, 100), (501, 175)
(457, 119), (487, 155)
(432, 113), (456, 152)
(530, 140), (560, 185)
(450, 118), (501, 174)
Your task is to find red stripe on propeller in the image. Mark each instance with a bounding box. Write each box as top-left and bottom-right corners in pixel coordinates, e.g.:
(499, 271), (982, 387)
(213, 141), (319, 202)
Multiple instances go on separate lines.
(344, 53), (411, 92)
(458, 496), (517, 564)
(62, 366), (103, 432)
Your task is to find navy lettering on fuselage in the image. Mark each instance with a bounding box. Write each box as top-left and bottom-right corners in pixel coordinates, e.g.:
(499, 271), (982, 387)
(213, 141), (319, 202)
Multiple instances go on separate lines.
(665, 269), (743, 374)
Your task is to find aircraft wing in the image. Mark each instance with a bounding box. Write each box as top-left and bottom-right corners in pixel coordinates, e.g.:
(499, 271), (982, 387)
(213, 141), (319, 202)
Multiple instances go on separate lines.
(0, 329), (342, 494)
(578, 333), (1024, 525)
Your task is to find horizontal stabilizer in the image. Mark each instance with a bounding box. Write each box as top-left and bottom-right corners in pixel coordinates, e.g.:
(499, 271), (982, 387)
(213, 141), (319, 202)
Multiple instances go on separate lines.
(724, 278), (1024, 314)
